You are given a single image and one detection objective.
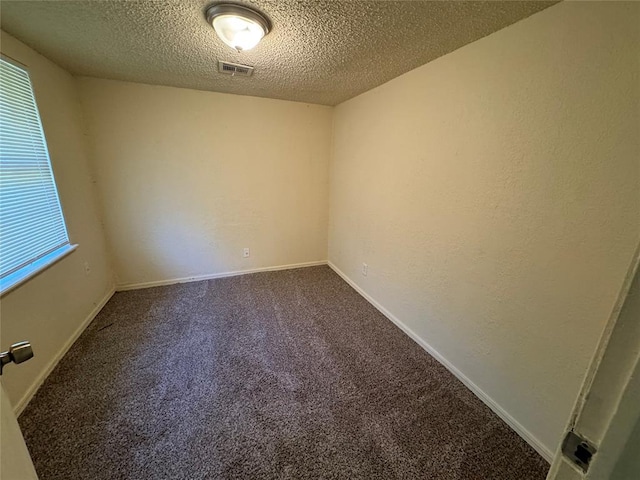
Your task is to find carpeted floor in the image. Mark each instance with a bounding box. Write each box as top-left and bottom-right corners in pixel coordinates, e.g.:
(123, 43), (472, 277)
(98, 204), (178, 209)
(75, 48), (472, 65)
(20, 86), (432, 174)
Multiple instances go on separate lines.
(19, 266), (549, 480)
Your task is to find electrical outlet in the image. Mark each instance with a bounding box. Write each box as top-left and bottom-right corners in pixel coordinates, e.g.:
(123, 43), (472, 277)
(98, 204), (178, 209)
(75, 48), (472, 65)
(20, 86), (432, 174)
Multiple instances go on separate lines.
(243, 248), (250, 258)
(84, 261), (91, 275)
(362, 263), (368, 276)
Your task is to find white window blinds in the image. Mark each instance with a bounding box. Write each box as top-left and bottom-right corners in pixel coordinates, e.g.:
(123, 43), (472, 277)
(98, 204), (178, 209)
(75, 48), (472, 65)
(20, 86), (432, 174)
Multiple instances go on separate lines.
(0, 57), (71, 292)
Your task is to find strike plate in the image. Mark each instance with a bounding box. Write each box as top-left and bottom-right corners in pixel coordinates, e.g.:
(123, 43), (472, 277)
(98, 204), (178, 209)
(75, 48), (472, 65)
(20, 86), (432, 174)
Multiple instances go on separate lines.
(562, 430), (597, 473)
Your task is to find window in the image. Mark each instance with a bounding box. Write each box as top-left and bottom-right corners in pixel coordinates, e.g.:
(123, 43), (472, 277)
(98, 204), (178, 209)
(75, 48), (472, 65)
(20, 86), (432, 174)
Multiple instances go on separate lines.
(0, 56), (75, 295)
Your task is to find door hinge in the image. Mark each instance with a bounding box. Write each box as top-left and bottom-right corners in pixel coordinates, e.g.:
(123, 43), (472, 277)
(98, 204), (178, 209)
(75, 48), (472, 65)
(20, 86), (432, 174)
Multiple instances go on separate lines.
(562, 430), (597, 473)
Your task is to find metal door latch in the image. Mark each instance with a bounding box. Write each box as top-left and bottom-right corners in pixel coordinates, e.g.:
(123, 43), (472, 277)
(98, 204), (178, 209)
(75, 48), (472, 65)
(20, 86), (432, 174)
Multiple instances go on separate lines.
(0, 341), (33, 375)
(562, 430), (597, 473)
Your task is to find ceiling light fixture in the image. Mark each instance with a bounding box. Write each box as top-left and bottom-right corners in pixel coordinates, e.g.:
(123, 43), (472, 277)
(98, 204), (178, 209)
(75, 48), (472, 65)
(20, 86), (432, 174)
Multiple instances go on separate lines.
(206, 3), (271, 52)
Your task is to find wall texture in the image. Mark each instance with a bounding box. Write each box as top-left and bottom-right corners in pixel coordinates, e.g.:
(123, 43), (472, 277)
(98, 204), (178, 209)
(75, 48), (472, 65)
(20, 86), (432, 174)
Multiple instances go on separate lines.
(78, 79), (332, 288)
(328, 0), (639, 457)
(0, 31), (113, 410)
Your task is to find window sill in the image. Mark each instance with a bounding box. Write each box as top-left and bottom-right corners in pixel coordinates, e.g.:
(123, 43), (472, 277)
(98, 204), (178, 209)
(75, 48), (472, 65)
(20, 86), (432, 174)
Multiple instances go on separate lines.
(0, 244), (78, 297)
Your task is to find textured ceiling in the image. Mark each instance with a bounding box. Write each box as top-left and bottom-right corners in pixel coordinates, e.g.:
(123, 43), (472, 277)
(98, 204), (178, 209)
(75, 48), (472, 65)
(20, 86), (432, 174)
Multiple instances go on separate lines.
(0, 1), (558, 106)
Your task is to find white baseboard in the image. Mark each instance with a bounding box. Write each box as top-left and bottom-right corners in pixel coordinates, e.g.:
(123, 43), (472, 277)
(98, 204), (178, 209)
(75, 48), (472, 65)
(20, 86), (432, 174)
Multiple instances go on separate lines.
(14, 286), (116, 416)
(327, 261), (554, 463)
(116, 261), (328, 291)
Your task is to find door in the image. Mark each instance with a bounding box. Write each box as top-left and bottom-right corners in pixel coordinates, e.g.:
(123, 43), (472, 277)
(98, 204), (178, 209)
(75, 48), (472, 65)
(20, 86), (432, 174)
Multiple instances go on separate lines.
(547, 242), (640, 479)
(1, 382), (39, 479)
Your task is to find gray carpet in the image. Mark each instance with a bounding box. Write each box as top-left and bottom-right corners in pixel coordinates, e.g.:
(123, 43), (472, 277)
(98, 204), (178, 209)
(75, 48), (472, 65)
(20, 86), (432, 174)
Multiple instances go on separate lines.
(19, 266), (549, 480)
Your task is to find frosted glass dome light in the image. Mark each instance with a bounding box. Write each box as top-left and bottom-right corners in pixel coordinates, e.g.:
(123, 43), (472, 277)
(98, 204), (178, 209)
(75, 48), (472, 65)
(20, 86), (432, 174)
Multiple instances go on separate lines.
(206, 4), (271, 52)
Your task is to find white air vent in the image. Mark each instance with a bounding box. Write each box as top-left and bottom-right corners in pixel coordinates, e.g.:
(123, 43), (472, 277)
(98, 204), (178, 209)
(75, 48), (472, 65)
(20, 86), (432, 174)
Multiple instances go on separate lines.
(218, 60), (254, 77)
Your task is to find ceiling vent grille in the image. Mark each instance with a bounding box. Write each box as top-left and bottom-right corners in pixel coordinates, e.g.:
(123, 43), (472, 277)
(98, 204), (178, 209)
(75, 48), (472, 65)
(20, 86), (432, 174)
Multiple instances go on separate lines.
(218, 60), (254, 77)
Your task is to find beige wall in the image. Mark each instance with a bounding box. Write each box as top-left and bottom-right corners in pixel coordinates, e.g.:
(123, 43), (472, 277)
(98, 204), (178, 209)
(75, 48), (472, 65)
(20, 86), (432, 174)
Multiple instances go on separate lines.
(328, 0), (639, 457)
(78, 78), (332, 288)
(0, 32), (114, 410)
